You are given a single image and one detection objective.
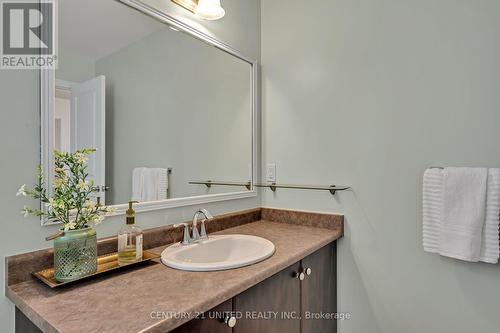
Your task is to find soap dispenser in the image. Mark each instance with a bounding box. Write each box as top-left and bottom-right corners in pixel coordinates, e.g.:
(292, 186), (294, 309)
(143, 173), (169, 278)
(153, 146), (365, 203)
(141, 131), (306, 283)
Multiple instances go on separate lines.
(118, 201), (143, 265)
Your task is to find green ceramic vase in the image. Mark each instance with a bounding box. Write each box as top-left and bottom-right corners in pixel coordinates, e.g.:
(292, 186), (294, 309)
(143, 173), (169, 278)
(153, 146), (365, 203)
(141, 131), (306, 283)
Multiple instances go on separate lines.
(54, 227), (97, 282)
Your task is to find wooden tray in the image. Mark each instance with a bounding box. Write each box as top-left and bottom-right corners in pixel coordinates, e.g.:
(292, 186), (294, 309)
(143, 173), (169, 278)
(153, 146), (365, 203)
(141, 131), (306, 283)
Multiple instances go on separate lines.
(33, 250), (160, 288)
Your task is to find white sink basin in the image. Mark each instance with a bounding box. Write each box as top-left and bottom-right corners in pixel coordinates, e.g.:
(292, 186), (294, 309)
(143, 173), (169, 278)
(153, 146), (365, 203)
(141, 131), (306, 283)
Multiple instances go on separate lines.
(161, 234), (275, 271)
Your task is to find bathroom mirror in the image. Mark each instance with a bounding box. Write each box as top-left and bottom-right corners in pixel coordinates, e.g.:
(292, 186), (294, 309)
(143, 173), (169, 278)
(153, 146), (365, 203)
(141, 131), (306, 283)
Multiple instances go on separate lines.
(40, 0), (257, 223)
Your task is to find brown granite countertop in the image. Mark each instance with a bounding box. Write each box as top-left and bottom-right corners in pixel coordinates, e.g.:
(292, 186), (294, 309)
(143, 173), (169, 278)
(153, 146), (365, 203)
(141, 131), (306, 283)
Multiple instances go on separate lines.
(6, 213), (342, 333)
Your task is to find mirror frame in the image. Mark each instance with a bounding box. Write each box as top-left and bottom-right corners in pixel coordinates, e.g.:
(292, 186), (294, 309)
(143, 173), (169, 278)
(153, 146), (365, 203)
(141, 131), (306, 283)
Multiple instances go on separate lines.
(40, 0), (258, 225)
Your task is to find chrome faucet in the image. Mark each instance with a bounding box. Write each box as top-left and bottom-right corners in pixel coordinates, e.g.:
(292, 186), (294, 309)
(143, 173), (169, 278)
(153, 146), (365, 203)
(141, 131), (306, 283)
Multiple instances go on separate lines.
(173, 209), (214, 245)
(192, 209), (214, 242)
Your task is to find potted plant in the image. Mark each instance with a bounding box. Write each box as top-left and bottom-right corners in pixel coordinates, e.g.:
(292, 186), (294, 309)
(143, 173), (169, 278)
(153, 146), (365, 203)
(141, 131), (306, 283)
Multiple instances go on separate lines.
(17, 149), (114, 282)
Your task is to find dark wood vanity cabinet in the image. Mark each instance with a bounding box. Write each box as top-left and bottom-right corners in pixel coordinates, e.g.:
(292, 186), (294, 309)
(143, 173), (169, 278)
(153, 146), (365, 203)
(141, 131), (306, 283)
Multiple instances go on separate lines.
(169, 300), (233, 333)
(171, 242), (337, 333)
(15, 308), (43, 333)
(301, 242), (337, 333)
(233, 261), (302, 333)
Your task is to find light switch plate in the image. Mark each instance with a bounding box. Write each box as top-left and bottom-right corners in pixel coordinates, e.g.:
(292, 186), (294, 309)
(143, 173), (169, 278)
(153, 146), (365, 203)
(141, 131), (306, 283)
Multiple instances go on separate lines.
(266, 163), (276, 182)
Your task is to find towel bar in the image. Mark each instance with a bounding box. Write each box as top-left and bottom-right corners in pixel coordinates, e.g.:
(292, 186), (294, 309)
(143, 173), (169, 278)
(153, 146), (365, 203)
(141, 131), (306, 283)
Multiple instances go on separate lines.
(256, 183), (350, 195)
(189, 180), (252, 191)
(188, 180), (351, 196)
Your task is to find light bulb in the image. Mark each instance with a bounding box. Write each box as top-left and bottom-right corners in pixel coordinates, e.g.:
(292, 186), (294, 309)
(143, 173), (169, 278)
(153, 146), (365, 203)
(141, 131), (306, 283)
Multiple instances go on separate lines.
(195, 0), (225, 20)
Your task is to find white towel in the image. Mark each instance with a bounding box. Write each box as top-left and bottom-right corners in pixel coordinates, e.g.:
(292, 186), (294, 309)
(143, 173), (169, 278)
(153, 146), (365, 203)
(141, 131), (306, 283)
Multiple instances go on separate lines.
(142, 168), (158, 201)
(439, 167), (488, 262)
(422, 168), (444, 253)
(132, 167), (169, 202)
(157, 168), (168, 200)
(479, 168), (500, 263)
(132, 167), (146, 201)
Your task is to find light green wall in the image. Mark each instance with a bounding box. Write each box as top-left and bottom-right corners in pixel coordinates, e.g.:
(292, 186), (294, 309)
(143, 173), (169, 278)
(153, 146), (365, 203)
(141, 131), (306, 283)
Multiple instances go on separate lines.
(0, 1), (260, 331)
(140, 0), (260, 60)
(95, 27), (252, 204)
(56, 49), (95, 83)
(261, 0), (500, 332)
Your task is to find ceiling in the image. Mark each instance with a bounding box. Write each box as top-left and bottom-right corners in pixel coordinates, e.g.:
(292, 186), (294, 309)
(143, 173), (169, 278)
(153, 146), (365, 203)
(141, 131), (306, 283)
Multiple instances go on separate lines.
(59, 0), (166, 61)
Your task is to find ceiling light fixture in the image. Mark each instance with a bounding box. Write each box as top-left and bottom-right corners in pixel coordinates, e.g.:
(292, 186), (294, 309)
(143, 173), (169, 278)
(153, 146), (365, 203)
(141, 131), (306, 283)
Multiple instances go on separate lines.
(171, 0), (225, 21)
(194, 0), (225, 20)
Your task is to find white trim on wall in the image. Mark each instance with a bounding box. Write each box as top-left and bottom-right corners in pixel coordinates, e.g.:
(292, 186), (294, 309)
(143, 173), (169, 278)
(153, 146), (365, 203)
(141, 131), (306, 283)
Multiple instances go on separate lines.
(112, 190), (256, 215)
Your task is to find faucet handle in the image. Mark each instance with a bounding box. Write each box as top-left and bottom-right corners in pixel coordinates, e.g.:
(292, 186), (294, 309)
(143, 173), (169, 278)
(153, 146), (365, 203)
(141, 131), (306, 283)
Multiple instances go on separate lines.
(200, 220), (208, 240)
(173, 223), (191, 245)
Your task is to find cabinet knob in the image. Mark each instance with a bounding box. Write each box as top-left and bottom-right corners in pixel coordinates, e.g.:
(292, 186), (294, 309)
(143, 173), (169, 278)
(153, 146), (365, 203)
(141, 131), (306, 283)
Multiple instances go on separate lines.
(294, 271), (305, 281)
(305, 267), (312, 276)
(224, 315), (237, 328)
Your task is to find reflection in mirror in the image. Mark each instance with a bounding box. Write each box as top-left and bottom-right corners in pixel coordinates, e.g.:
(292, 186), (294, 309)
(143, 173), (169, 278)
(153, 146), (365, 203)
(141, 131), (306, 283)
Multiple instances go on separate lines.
(49, 0), (253, 207)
